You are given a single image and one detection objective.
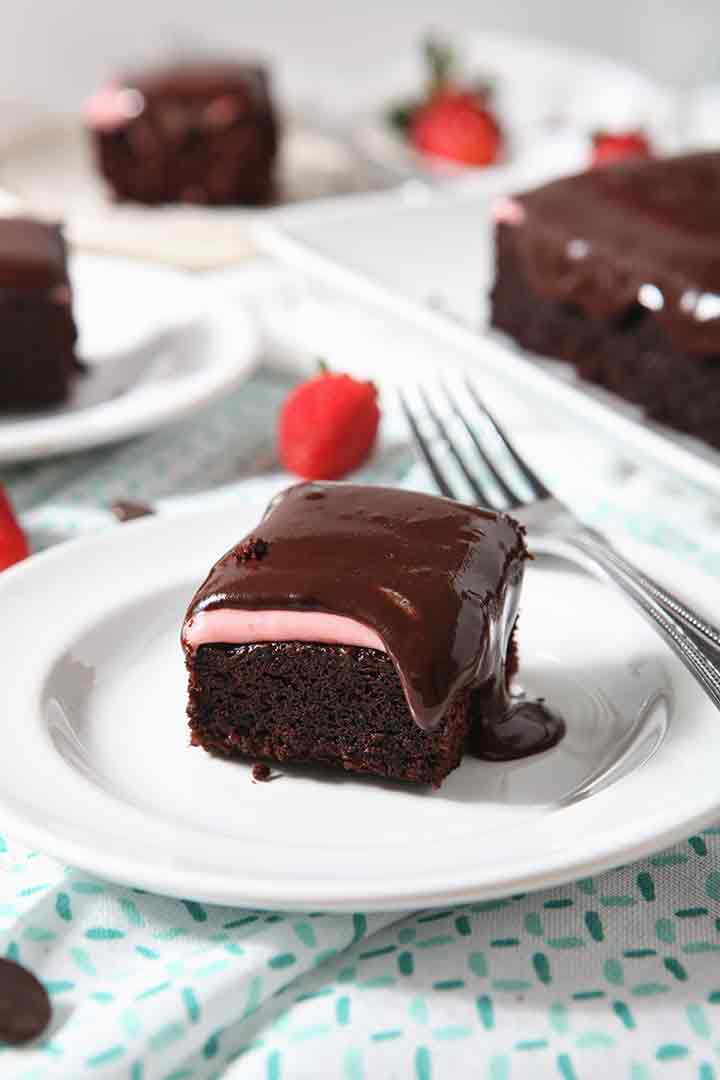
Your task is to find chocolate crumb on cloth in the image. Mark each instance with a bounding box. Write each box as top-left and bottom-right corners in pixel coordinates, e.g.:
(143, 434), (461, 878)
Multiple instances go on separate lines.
(0, 958), (51, 1045)
(109, 498), (155, 522)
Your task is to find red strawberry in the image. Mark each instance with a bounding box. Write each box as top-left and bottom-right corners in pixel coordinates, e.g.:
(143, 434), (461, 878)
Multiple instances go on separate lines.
(410, 91), (502, 166)
(591, 130), (652, 168)
(0, 486), (29, 572)
(279, 368), (380, 480)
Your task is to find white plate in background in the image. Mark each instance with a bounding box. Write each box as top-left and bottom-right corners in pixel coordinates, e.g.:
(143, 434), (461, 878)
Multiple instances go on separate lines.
(0, 117), (391, 269)
(0, 252), (259, 462)
(0, 502), (717, 911)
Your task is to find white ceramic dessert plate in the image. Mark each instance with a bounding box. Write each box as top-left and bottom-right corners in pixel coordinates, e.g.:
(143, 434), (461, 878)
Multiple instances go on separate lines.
(0, 252), (259, 463)
(257, 182), (720, 497)
(1, 500), (718, 911)
(0, 117), (389, 269)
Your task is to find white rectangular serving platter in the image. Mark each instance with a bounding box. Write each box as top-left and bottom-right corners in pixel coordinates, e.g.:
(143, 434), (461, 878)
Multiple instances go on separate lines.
(256, 172), (720, 497)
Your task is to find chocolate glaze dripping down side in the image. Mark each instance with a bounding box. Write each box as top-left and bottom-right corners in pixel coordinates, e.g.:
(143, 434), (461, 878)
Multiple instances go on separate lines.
(502, 151), (720, 356)
(469, 684), (565, 761)
(466, 578), (565, 761)
(184, 482), (530, 735)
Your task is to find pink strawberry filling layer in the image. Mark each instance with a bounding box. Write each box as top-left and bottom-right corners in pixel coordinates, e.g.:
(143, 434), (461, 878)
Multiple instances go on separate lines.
(83, 84), (145, 131)
(184, 609), (386, 652)
(492, 196), (526, 226)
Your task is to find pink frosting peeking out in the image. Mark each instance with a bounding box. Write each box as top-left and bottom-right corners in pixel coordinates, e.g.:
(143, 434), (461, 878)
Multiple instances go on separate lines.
(83, 83), (145, 132)
(183, 609), (387, 652)
(492, 196), (526, 226)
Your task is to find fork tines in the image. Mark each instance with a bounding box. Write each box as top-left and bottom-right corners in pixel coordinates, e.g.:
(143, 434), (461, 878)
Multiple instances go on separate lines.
(399, 377), (549, 511)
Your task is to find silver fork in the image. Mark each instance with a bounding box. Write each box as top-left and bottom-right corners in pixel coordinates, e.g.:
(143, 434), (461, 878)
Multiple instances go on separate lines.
(400, 377), (720, 712)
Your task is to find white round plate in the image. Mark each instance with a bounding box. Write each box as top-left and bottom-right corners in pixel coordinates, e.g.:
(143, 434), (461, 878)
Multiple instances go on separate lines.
(0, 118), (377, 269)
(0, 252), (259, 463)
(354, 29), (676, 182)
(0, 502), (717, 911)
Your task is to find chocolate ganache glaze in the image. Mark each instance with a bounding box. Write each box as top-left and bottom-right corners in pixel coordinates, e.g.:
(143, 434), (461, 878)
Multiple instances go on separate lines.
(0, 217), (70, 290)
(184, 482), (564, 758)
(503, 151), (720, 356)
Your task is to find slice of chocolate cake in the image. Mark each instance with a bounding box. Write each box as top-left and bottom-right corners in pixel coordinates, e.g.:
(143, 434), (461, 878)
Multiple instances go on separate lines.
(490, 151), (720, 448)
(84, 60), (278, 206)
(0, 217), (79, 410)
(182, 482), (538, 788)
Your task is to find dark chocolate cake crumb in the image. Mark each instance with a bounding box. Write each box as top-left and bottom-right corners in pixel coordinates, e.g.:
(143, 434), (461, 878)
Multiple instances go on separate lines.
(251, 762), (272, 782)
(0, 957), (51, 1044)
(109, 498), (155, 522)
(235, 536), (269, 564)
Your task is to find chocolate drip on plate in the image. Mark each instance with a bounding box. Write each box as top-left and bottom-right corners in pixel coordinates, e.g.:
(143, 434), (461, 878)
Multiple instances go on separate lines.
(469, 686), (565, 761)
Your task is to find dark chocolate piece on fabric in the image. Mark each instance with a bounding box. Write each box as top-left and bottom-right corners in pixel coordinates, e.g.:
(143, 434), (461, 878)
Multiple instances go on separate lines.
(0, 958), (51, 1045)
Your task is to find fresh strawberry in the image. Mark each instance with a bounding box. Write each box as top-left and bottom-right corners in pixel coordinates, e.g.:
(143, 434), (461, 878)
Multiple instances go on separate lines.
(388, 35), (503, 168)
(410, 90), (502, 166)
(279, 367), (380, 480)
(0, 486), (29, 572)
(591, 130), (652, 167)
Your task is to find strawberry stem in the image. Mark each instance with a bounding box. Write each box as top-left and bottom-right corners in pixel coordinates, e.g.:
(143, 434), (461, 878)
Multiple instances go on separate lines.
(387, 101), (418, 133)
(423, 34), (455, 96)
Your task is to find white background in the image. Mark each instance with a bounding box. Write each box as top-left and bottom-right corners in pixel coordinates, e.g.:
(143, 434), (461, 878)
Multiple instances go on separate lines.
(0, 0), (718, 113)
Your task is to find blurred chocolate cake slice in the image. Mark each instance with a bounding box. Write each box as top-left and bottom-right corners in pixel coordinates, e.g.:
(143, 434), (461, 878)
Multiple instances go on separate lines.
(85, 60), (278, 205)
(490, 151), (720, 448)
(0, 217), (79, 409)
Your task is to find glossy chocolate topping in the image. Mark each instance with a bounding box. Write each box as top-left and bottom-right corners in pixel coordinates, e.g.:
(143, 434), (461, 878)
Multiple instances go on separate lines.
(0, 217), (69, 290)
(124, 61), (270, 109)
(184, 482), (528, 732)
(469, 689), (565, 762)
(505, 151), (720, 355)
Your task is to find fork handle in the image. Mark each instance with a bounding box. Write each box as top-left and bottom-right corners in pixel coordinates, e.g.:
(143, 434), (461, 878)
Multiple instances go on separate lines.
(532, 532), (720, 712)
(581, 539), (720, 653)
(534, 531), (720, 654)
(595, 540), (720, 648)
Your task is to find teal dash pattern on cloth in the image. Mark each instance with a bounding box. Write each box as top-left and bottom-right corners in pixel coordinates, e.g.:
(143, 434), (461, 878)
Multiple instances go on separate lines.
(2, 833), (720, 1077)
